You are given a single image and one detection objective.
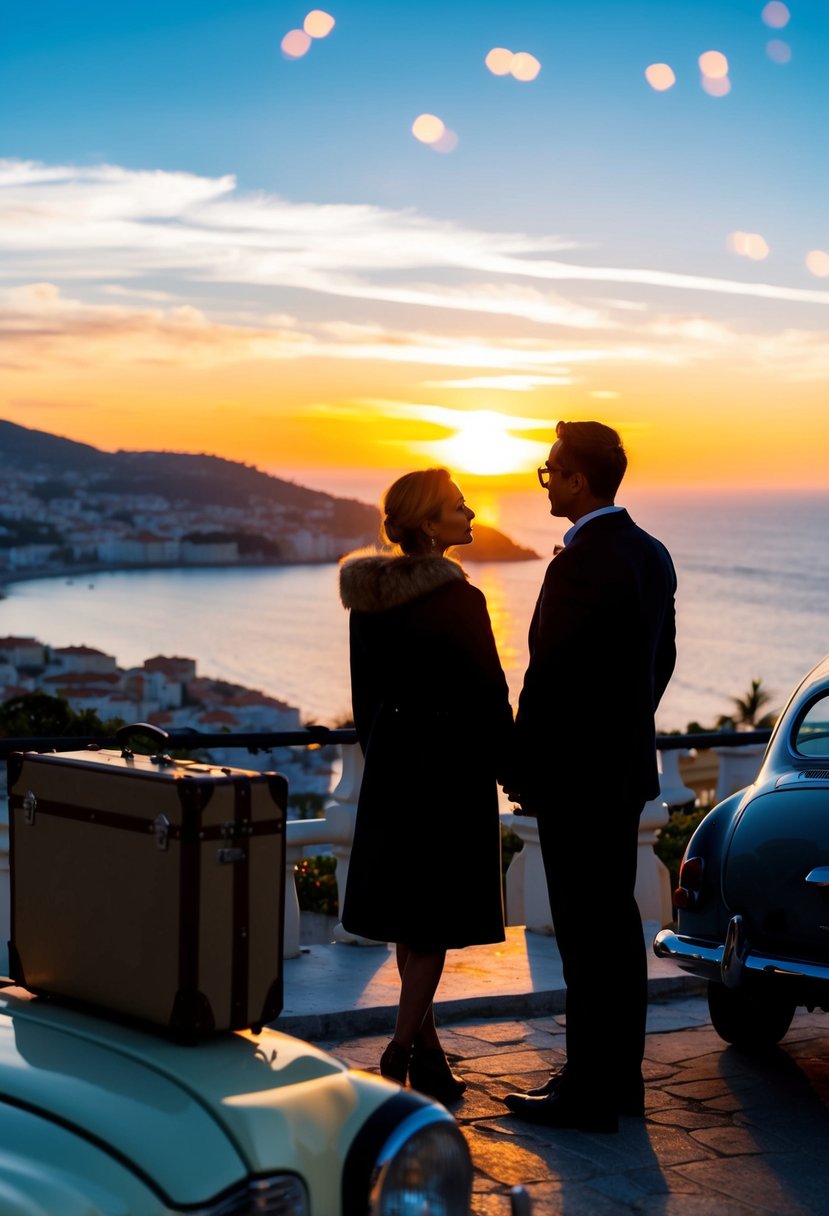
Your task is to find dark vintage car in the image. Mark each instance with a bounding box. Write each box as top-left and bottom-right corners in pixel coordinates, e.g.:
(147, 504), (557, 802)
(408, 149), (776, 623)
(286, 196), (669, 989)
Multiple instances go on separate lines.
(654, 652), (829, 1050)
(0, 976), (473, 1215)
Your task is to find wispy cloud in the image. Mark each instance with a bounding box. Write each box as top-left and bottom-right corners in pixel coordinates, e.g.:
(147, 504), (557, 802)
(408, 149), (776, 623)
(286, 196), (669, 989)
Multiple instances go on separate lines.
(3, 161), (829, 392)
(3, 159), (829, 322)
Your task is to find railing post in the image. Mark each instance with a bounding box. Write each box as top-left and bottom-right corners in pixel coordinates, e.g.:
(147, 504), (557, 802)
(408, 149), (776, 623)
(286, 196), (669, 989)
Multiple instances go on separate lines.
(658, 749), (696, 811)
(635, 796), (672, 925)
(283, 838), (303, 960)
(0, 800), (9, 976)
(503, 812), (554, 935)
(328, 745), (385, 946)
(713, 742), (766, 801)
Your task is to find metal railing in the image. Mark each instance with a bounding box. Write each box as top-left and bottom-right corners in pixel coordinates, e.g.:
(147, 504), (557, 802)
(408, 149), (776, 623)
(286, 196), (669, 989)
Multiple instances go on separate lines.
(1, 725), (774, 958)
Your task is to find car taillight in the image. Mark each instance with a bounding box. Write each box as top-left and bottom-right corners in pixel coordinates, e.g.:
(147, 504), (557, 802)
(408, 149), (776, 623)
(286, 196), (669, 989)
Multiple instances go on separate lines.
(673, 855), (704, 909)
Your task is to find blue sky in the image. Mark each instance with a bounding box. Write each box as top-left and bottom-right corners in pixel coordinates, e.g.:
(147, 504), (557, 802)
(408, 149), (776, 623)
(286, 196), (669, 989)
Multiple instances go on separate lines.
(2, 1), (828, 488)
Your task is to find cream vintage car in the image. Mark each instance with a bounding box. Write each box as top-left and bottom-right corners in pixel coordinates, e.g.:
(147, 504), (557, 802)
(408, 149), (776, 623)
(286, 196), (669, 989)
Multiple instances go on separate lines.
(0, 977), (472, 1215)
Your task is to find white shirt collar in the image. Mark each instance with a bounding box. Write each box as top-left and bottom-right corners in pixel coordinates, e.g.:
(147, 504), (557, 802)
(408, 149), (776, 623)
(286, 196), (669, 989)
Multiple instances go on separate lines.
(563, 504), (623, 547)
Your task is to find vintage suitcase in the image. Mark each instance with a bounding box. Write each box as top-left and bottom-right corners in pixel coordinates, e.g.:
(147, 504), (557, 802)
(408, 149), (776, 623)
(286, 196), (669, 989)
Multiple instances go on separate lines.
(7, 723), (286, 1035)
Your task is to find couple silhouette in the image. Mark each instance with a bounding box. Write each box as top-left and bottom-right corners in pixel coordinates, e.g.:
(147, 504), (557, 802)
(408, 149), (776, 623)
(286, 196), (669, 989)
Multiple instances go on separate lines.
(338, 419), (677, 1131)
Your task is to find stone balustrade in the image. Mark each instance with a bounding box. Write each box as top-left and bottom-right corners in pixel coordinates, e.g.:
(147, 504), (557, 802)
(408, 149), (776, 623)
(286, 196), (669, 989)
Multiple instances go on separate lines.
(0, 731), (771, 974)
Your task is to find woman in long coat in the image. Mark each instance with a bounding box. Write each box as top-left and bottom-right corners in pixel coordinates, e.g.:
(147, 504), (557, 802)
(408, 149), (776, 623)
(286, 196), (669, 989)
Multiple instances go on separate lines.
(339, 467), (513, 1102)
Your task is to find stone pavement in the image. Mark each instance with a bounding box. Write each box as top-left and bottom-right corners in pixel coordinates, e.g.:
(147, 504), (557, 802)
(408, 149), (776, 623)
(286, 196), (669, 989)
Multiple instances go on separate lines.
(313, 999), (829, 1216)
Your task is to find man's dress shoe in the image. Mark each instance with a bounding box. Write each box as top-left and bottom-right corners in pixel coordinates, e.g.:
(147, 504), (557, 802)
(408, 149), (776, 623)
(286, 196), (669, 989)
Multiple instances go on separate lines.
(524, 1070), (645, 1117)
(503, 1089), (619, 1133)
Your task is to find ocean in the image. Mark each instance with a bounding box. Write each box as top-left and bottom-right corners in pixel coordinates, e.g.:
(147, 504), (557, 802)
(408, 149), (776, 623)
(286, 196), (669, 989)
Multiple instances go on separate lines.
(1, 489), (827, 734)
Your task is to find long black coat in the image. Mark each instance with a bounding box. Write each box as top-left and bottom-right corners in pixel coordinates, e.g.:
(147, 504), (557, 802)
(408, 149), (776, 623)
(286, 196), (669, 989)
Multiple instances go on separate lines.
(514, 509), (677, 808)
(338, 552), (513, 949)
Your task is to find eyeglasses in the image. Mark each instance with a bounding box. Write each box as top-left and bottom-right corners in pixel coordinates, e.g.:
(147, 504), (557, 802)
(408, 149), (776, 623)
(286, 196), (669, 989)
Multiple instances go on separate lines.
(537, 465), (569, 488)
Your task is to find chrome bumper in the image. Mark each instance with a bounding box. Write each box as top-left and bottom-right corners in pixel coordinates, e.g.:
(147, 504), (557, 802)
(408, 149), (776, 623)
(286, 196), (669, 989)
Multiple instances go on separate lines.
(654, 916), (829, 988)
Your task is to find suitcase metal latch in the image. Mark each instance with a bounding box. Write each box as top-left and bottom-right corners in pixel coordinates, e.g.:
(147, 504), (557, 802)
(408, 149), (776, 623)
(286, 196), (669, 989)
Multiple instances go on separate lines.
(217, 847), (246, 865)
(22, 790), (37, 825)
(153, 813), (171, 851)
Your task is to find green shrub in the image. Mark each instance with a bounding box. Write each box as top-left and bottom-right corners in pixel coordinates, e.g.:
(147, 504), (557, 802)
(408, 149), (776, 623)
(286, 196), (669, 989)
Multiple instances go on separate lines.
(654, 806), (709, 891)
(501, 826), (524, 898)
(295, 855), (338, 916)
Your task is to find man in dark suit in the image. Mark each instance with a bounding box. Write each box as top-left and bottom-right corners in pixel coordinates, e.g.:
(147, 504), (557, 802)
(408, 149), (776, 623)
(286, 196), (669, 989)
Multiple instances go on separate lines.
(503, 420), (677, 1133)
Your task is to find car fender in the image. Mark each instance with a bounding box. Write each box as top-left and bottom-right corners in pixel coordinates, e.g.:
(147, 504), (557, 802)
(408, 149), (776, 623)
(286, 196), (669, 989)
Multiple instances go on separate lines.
(0, 1102), (170, 1216)
(676, 790), (746, 939)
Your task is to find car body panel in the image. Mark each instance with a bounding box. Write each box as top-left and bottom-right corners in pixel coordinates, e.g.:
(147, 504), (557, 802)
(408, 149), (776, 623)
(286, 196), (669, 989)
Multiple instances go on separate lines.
(0, 1103), (171, 1216)
(723, 789), (829, 960)
(654, 652), (829, 1021)
(0, 984), (417, 1213)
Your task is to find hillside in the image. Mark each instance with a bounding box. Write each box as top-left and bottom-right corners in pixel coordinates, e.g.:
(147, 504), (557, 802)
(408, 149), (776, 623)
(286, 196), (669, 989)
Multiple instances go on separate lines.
(0, 419), (538, 562)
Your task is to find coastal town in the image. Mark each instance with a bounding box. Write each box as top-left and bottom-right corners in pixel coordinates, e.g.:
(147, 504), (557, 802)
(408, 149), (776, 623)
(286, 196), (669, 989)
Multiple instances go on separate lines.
(0, 634), (337, 805)
(0, 418), (537, 579)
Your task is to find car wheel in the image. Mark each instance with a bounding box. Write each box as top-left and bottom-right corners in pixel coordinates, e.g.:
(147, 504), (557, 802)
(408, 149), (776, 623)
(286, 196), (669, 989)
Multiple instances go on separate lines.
(707, 980), (796, 1050)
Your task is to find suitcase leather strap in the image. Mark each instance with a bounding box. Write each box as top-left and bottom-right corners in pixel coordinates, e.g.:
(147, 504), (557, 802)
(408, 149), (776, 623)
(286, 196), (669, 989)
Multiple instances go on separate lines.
(8, 792), (281, 841)
(231, 779), (251, 1027)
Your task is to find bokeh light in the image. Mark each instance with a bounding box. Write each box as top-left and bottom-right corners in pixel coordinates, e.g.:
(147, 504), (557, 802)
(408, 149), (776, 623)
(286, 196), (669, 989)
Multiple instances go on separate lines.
(698, 50), (729, 78)
(485, 47), (541, 81)
(432, 128), (459, 154)
(304, 10), (335, 39)
(281, 29), (312, 58)
(412, 113), (446, 145)
(702, 74), (731, 97)
(762, 2), (791, 28)
(510, 52), (541, 82)
(728, 231), (769, 260)
(806, 250), (829, 277)
(645, 63), (676, 91)
(485, 47), (514, 76)
(766, 39), (792, 64)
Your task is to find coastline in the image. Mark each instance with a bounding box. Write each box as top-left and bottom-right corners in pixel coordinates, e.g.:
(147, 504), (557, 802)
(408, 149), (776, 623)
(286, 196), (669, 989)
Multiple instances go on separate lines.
(0, 556), (328, 596)
(0, 542), (541, 596)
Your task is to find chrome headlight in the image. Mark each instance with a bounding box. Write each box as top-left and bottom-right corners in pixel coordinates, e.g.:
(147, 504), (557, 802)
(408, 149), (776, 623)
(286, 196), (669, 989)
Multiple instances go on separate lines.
(369, 1107), (472, 1216)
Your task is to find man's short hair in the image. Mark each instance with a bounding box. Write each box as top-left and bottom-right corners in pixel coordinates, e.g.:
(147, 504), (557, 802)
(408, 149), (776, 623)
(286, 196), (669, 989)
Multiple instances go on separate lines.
(555, 420), (627, 500)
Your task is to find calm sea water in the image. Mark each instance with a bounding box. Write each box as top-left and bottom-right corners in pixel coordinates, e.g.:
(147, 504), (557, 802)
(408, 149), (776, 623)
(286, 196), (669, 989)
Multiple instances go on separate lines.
(2, 490), (827, 733)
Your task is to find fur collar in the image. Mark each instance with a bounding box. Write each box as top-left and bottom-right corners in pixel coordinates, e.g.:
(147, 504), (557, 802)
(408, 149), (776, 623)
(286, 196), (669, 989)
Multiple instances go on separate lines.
(339, 549), (467, 612)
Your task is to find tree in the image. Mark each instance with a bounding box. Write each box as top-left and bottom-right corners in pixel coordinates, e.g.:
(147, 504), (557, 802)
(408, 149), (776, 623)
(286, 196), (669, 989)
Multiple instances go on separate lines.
(0, 693), (120, 738)
(716, 678), (777, 730)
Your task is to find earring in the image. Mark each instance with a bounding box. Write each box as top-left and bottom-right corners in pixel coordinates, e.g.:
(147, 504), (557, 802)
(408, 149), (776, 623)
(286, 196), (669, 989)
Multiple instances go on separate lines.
(430, 537), (436, 551)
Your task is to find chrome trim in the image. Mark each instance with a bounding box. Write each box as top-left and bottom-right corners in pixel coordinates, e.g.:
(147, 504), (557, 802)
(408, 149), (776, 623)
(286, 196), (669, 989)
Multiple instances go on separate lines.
(722, 915), (747, 989)
(654, 928), (829, 986)
(368, 1104), (468, 1215)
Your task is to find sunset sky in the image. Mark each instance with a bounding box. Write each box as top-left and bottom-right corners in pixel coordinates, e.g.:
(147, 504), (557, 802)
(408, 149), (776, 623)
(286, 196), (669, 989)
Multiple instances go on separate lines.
(2, 0), (828, 497)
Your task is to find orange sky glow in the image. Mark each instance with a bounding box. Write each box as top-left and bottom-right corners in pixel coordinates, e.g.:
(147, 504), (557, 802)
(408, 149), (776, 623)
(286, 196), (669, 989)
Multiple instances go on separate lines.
(4, 3), (829, 500)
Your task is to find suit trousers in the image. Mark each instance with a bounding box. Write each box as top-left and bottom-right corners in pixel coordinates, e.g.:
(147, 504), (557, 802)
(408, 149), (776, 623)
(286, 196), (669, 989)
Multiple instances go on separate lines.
(536, 795), (647, 1099)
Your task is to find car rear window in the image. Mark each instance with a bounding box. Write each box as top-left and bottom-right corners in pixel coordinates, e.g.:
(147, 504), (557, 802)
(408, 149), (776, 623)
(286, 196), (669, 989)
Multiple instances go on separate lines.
(794, 694), (829, 757)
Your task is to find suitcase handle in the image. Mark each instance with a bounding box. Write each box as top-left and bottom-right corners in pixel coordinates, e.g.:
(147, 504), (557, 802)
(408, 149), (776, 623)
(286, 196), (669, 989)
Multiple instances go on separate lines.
(115, 721), (170, 757)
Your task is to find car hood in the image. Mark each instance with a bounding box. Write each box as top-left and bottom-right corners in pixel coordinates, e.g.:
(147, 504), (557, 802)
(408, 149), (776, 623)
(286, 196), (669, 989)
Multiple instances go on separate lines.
(724, 787), (829, 962)
(0, 985), (392, 1208)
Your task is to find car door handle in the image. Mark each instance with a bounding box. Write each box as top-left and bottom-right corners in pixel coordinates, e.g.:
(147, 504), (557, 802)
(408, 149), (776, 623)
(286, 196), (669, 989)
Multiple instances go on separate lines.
(805, 867), (829, 887)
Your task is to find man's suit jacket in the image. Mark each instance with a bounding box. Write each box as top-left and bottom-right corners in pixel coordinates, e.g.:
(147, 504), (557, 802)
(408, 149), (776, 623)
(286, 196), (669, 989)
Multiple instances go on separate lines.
(514, 509), (677, 810)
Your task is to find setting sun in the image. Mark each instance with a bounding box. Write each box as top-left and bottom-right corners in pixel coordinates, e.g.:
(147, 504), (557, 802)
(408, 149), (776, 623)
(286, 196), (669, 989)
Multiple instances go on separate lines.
(425, 410), (550, 477)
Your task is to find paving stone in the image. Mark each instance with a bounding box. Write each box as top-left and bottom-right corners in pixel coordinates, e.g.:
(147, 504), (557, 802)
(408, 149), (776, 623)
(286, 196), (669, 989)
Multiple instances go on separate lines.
(689, 1125), (789, 1156)
(635, 1197), (759, 1215)
(648, 1108), (732, 1130)
(677, 1154), (829, 1214)
(463, 1123), (597, 1185)
(450, 1018), (564, 1047)
(460, 1047), (556, 1077)
(663, 1077), (734, 1100)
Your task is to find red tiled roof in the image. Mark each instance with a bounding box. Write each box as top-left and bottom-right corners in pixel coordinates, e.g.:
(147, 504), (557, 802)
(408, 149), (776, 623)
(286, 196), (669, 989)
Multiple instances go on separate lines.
(198, 709), (241, 726)
(53, 645), (111, 658)
(43, 672), (121, 686)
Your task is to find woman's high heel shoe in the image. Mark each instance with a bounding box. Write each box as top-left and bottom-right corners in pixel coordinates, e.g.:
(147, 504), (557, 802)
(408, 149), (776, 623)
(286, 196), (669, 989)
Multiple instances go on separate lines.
(379, 1040), (412, 1085)
(408, 1046), (467, 1104)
